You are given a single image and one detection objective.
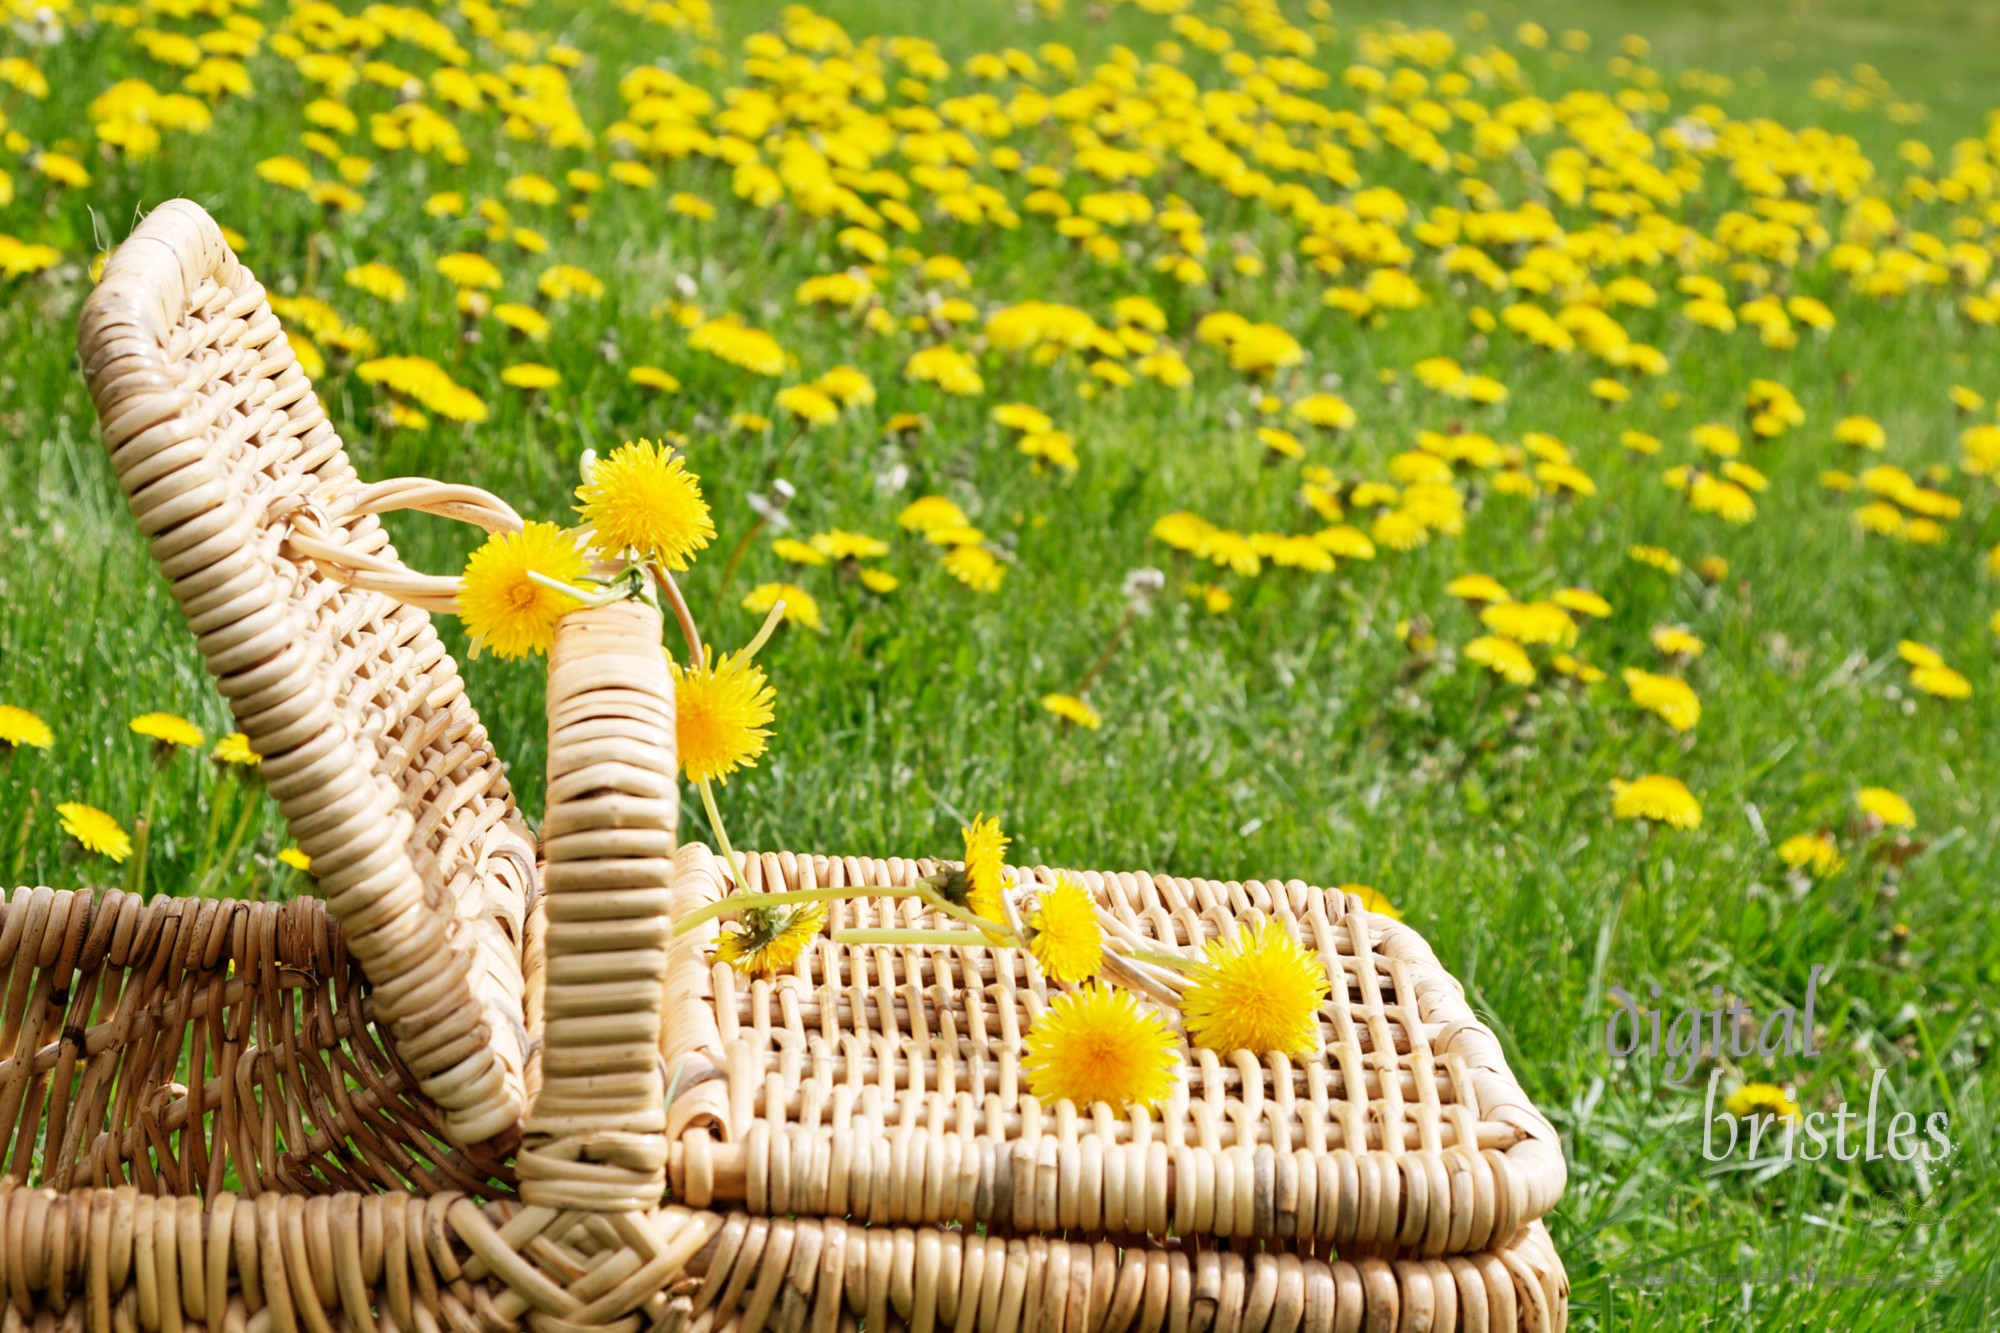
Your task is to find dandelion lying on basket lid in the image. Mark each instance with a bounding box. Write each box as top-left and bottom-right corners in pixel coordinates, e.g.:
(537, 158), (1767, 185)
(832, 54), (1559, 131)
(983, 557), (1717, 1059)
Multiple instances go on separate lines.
(438, 441), (1348, 1109)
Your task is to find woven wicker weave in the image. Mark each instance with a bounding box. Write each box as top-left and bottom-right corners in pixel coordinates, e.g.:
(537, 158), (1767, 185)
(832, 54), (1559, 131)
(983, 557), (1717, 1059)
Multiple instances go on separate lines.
(77, 200), (532, 1152)
(660, 854), (1567, 1257)
(0, 200), (1569, 1333)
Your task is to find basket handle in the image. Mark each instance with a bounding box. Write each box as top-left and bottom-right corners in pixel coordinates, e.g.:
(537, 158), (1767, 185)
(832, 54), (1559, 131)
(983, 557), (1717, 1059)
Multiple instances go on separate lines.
(518, 597), (679, 1210)
(280, 477), (523, 615)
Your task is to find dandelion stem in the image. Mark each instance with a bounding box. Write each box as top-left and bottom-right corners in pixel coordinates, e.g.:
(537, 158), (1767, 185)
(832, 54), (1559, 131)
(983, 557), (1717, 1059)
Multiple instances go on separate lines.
(7, 791), (35, 886)
(128, 766), (162, 900)
(916, 887), (1014, 940)
(740, 600), (787, 663)
(525, 569), (615, 604)
(834, 928), (1008, 948)
(655, 565), (705, 664)
(671, 883), (931, 936)
(1131, 947), (1198, 972)
(1074, 604), (1137, 696)
(715, 517), (767, 608)
(698, 779), (742, 887)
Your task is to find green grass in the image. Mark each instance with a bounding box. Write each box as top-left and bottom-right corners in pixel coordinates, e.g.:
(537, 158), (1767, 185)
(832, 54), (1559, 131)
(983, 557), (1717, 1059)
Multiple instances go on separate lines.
(2, 0), (1998, 1327)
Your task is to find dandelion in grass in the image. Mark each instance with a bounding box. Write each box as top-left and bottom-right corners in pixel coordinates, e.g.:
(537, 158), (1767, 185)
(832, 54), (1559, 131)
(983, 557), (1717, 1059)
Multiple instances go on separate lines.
(58, 802), (131, 863)
(211, 732), (260, 766)
(1611, 775), (1702, 829)
(1622, 669), (1701, 732)
(1465, 635), (1535, 685)
(1022, 984), (1180, 1111)
(1856, 787), (1914, 829)
(456, 522), (588, 660)
(0, 704), (53, 750)
(1778, 832), (1845, 878)
(1554, 588), (1612, 619)
(1040, 693), (1102, 730)
(577, 438), (715, 569)
(1182, 922), (1330, 1057)
(810, 530), (890, 562)
(130, 712), (203, 750)
(279, 847), (312, 873)
(1027, 874), (1103, 983)
(1342, 883), (1402, 920)
(716, 903), (826, 977)
(1650, 625), (1705, 658)
(1480, 600), (1576, 648)
(1446, 573), (1511, 603)
(1911, 665), (1972, 699)
(501, 362), (560, 390)
(1724, 1082), (1799, 1122)
(671, 648), (775, 785)
(742, 582), (823, 632)
(1628, 545), (1683, 575)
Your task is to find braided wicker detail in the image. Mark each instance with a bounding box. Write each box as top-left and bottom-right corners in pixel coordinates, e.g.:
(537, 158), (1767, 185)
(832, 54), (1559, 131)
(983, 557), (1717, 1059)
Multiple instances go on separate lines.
(519, 602), (679, 1212)
(76, 200), (531, 1150)
(0, 887), (511, 1198)
(0, 1183), (1566, 1333)
(663, 855), (1567, 1254)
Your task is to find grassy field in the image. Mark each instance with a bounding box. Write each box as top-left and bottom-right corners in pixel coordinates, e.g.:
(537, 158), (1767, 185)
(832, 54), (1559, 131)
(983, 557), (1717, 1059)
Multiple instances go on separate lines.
(1, 0), (1997, 1326)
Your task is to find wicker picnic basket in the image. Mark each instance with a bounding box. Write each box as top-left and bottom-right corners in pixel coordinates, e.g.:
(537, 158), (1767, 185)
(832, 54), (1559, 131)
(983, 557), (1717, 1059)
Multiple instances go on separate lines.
(0, 199), (1568, 1333)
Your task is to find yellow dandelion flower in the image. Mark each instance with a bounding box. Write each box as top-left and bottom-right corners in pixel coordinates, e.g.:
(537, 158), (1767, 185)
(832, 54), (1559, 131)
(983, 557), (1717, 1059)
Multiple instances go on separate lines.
(1022, 984), (1180, 1111)
(1611, 775), (1703, 829)
(456, 522), (588, 660)
(130, 712), (204, 749)
(1027, 874), (1103, 983)
(1629, 545), (1683, 575)
(1555, 587), (1612, 618)
(58, 802), (132, 863)
(1651, 625), (1706, 658)
(899, 495), (970, 533)
(1898, 642), (1954, 673)
(1341, 884), (1402, 919)
(629, 365), (682, 393)
(1622, 668), (1701, 732)
(959, 814), (1011, 925)
(1465, 635), (1536, 684)
(1835, 416), (1886, 451)
(810, 530), (890, 562)
(576, 438), (715, 569)
(742, 583), (824, 632)
(944, 544), (1006, 592)
(279, 847), (313, 872)
(501, 363), (560, 389)
(1856, 787), (1915, 829)
(1911, 664), (1972, 699)
(1182, 922), (1330, 1056)
(772, 538), (828, 567)
(860, 568), (899, 594)
(1446, 573), (1512, 603)
(1481, 600), (1577, 647)
(1777, 832), (1845, 877)
(1724, 1082), (1799, 1122)
(1040, 693), (1102, 730)
(716, 904), (826, 977)
(0, 704), (53, 750)
(670, 647), (776, 785)
(211, 732), (260, 766)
